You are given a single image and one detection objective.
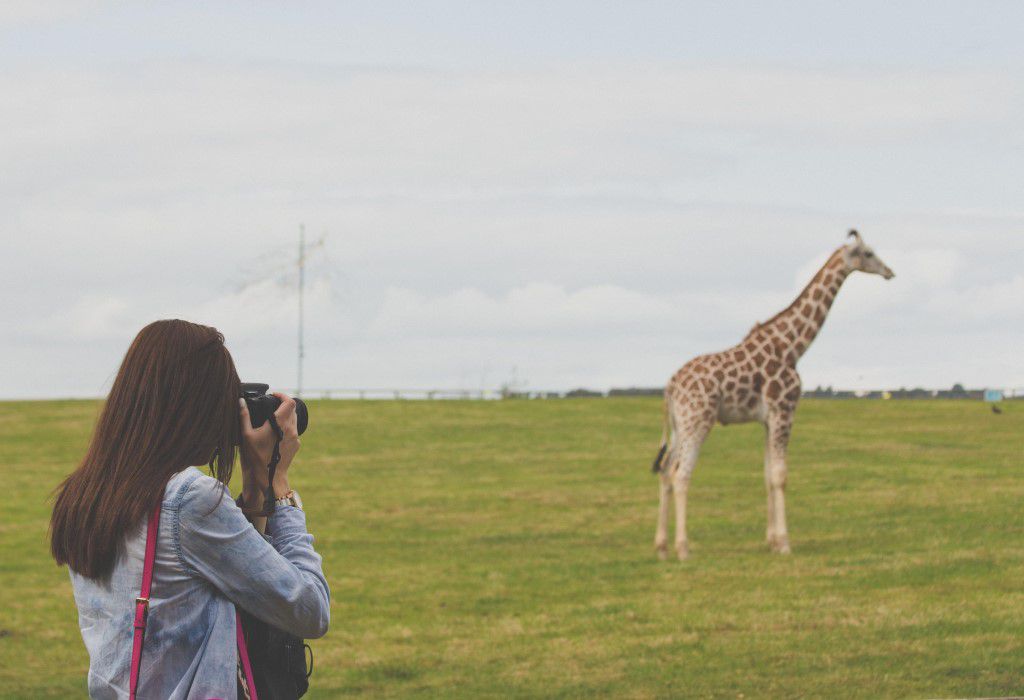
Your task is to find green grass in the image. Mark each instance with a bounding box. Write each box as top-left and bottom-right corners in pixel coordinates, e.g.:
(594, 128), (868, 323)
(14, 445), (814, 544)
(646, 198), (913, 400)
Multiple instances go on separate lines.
(1, 398), (1022, 698)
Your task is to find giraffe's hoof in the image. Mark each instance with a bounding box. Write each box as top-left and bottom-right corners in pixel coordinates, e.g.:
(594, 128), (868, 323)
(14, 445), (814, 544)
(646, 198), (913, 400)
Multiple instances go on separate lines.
(770, 536), (791, 554)
(675, 541), (689, 561)
(655, 544), (669, 561)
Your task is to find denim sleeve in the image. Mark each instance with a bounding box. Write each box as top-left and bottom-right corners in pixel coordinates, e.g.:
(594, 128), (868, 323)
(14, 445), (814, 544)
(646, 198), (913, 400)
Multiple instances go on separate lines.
(175, 475), (331, 639)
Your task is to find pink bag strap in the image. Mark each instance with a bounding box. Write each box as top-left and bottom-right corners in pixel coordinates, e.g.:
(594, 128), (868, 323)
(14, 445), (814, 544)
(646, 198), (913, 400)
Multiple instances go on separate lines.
(129, 502), (162, 700)
(236, 609), (259, 700)
(129, 499), (260, 700)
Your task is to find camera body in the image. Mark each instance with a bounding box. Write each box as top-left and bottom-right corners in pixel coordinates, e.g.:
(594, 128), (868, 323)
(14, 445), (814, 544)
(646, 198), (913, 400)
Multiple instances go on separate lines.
(241, 383), (309, 436)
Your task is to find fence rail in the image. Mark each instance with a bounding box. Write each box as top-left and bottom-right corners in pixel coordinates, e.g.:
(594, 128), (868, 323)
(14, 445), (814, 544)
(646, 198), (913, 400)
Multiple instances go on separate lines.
(290, 388), (504, 400)
(286, 387), (1024, 401)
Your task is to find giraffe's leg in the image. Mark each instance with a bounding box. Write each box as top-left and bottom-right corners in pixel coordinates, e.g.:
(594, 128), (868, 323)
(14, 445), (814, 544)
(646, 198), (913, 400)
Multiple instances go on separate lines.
(654, 470), (673, 560)
(766, 413), (793, 554)
(671, 431), (708, 561)
(671, 463), (691, 561)
(655, 405), (679, 560)
(764, 437), (776, 545)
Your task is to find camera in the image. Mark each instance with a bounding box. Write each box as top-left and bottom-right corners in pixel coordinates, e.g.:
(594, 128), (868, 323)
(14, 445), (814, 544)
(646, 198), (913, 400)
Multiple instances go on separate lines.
(240, 383), (309, 436)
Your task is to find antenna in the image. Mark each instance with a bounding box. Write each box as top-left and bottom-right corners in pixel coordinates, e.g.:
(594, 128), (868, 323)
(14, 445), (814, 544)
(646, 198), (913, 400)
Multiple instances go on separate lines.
(235, 225), (326, 398)
(298, 224), (305, 398)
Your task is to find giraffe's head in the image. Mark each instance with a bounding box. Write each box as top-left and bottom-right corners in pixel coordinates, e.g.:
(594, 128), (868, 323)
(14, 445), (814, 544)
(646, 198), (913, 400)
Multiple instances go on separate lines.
(842, 230), (895, 280)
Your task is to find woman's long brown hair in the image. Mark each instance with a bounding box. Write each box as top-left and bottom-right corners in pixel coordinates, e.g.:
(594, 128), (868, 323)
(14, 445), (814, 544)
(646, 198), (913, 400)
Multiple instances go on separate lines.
(50, 319), (241, 580)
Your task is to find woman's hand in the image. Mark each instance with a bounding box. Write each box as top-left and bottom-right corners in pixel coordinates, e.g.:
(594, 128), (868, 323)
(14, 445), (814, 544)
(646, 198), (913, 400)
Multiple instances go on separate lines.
(239, 392), (301, 505)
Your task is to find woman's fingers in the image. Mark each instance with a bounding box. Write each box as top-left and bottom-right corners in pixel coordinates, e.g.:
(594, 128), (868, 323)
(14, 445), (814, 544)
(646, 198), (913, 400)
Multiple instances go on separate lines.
(241, 392), (299, 463)
(239, 397), (274, 462)
(238, 398), (255, 437)
(271, 392), (299, 438)
(239, 399), (272, 438)
(271, 392), (295, 415)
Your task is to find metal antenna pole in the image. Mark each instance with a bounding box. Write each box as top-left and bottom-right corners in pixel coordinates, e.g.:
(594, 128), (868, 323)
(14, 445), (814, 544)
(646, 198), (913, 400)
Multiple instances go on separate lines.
(298, 224), (305, 398)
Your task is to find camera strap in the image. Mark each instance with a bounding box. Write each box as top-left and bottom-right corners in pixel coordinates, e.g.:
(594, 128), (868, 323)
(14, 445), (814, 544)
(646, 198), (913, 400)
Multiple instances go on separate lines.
(260, 412), (285, 516)
(236, 414), (285, 518)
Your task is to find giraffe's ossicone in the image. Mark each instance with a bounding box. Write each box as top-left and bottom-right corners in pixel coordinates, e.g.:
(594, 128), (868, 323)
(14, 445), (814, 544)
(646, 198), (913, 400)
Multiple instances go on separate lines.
(653, 230), (895, 561)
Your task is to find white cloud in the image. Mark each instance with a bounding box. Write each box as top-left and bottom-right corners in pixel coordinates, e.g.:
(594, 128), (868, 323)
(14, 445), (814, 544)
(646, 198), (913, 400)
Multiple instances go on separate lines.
(368, 283), (674, 338)
(174, 277), (340, 341)
(33, 294), (132, 341)
(0, 63), (1015, 207)
(0, 1), (100, 28)
(3, 10), (1024, 397)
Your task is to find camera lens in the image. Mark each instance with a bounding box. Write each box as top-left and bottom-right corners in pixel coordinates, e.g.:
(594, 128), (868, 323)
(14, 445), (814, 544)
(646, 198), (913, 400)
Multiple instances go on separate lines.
(294, 398), (309, 435)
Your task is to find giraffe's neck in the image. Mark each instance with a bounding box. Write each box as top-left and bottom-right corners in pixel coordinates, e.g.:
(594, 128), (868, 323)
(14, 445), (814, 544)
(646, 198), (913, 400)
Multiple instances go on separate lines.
(755, 249), (850, 363)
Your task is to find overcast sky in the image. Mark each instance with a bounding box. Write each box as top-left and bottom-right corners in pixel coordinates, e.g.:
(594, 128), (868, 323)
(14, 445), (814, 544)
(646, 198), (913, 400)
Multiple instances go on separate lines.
(3, 2), (1023, 399)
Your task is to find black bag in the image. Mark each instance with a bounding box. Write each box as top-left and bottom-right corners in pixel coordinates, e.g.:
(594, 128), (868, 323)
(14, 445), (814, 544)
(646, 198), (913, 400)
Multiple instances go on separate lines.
(236, 412), (315, 699)
(237, 608), (312, 699)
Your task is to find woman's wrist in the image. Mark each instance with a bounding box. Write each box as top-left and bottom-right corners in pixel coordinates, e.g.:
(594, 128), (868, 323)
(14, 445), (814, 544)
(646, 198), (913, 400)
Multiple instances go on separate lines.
(239, 485), (264, 511)
(272, 473), (291, 500)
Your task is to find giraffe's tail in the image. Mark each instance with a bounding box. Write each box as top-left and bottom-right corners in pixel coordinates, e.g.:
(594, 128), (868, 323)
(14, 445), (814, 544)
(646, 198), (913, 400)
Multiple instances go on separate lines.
(651, 398), (671, 474)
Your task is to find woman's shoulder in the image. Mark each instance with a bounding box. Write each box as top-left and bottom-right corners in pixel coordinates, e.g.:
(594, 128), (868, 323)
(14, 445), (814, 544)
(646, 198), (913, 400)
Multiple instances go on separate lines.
(164, 466), (230, 513)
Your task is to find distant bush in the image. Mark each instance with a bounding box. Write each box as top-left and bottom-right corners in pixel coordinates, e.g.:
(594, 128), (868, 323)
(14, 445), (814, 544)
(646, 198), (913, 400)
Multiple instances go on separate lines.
(608, 387), (662, 397)
(565, 388), (604, 399)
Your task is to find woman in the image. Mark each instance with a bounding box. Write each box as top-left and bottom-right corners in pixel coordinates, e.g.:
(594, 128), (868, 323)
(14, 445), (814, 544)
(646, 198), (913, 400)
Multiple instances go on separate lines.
(50, 319), (329, 699)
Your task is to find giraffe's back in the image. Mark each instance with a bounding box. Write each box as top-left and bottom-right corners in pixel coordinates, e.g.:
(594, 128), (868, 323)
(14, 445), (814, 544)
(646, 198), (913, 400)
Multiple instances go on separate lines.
(666, 339), (795, 427)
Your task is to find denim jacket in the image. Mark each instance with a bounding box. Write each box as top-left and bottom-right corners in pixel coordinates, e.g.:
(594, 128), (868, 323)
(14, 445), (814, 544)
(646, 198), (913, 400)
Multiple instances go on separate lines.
(70, 467), (330, 699)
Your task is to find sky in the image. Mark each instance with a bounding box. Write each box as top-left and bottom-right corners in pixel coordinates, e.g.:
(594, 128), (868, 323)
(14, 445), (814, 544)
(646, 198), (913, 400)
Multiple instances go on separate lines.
(2, 1), (1023, 399)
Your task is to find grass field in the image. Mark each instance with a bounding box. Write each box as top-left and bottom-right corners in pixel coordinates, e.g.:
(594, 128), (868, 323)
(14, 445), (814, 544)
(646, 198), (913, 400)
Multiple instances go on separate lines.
(1, 398), (1021, 698)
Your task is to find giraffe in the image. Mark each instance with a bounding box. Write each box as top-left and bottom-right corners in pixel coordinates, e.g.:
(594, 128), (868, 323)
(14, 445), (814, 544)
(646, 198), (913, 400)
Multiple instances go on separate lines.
(652, 230), (895, 561)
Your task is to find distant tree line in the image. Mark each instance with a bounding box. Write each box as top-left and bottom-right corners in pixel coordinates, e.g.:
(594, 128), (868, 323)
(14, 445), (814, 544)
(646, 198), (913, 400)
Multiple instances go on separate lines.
(502, 384), (1019, 400)
(801, 383), (1009, 400)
